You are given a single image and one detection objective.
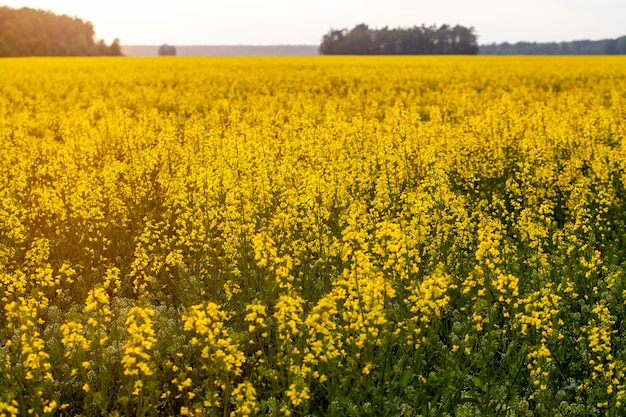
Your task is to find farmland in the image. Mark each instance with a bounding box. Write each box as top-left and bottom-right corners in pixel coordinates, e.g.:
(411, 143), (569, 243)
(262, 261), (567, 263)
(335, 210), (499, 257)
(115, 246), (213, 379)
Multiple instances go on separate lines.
(1, 56), (626, 416)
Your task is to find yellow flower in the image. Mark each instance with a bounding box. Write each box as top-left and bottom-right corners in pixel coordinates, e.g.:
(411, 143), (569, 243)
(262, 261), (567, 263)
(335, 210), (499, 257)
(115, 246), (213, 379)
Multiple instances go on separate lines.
(121, 304), (156, 392)
(285, 381), (311, 407)
(43, 400), (57, 413)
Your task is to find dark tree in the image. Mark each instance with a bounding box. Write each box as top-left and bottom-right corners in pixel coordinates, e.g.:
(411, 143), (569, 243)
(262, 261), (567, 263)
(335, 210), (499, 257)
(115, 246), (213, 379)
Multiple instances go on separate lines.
(158, 44), (177, 56)
(107, 38), (123, 56)
(319, 29), (347, 55)
(319, 23), (478, 55)
(0, 6), (123, 57)
(618, 37), (626, 54)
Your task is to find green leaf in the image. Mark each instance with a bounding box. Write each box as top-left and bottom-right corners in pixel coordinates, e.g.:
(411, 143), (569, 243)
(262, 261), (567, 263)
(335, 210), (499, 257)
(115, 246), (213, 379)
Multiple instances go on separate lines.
(471, 376), (483, 391)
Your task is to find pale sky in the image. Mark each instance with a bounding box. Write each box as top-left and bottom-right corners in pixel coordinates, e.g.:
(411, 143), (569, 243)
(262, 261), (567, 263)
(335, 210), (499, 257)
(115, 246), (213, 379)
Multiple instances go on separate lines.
(3, 0), (625, 45)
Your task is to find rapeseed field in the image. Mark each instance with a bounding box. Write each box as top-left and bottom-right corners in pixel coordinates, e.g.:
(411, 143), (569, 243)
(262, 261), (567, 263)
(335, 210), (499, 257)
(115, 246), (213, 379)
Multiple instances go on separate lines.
(1, 56), (625, 416)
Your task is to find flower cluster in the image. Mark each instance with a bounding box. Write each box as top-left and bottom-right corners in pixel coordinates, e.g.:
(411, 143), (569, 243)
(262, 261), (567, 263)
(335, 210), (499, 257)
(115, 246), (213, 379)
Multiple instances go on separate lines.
(0, 56), (625, 415)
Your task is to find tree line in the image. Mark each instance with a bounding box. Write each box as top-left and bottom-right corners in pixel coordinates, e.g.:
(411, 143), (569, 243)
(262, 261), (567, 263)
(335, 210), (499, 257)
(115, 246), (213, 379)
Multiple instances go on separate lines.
(319, 23), (478, 55)
(158, 44), (177, 56)
(0, 6), (122, 57)
(480, 36), (626, 55)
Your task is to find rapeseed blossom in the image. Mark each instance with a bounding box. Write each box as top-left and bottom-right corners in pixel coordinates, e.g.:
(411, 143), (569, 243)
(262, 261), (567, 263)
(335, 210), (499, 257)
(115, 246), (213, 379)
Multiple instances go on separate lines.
(0, 56), (624, 415)
(122, 304), (156, 396)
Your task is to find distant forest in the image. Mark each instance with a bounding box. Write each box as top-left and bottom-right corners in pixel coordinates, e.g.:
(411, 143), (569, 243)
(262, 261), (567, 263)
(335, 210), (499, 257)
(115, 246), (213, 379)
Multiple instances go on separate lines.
(0, 6), (122, 57)
(480, 36), (626, 55)
(319, 24), (478, 55)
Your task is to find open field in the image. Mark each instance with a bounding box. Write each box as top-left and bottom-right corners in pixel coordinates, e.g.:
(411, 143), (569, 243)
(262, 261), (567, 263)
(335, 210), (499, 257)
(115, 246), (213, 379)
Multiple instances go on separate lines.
(1, 56), (626, 416)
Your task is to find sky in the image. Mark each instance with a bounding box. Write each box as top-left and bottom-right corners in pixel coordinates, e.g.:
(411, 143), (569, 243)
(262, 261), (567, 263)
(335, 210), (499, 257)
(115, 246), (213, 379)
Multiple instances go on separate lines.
(2, 0), (625, 46)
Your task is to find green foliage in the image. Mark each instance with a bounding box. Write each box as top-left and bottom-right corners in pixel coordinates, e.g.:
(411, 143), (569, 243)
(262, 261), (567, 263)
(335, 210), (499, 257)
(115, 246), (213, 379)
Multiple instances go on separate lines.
(158, 44), (177, 56)
(319, 23), (479, 55)
(0, 6), (123, 57)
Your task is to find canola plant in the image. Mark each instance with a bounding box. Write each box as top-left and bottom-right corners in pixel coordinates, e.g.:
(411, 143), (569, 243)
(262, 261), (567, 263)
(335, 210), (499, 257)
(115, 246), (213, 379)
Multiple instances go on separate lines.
(0, 56), (626, 416)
